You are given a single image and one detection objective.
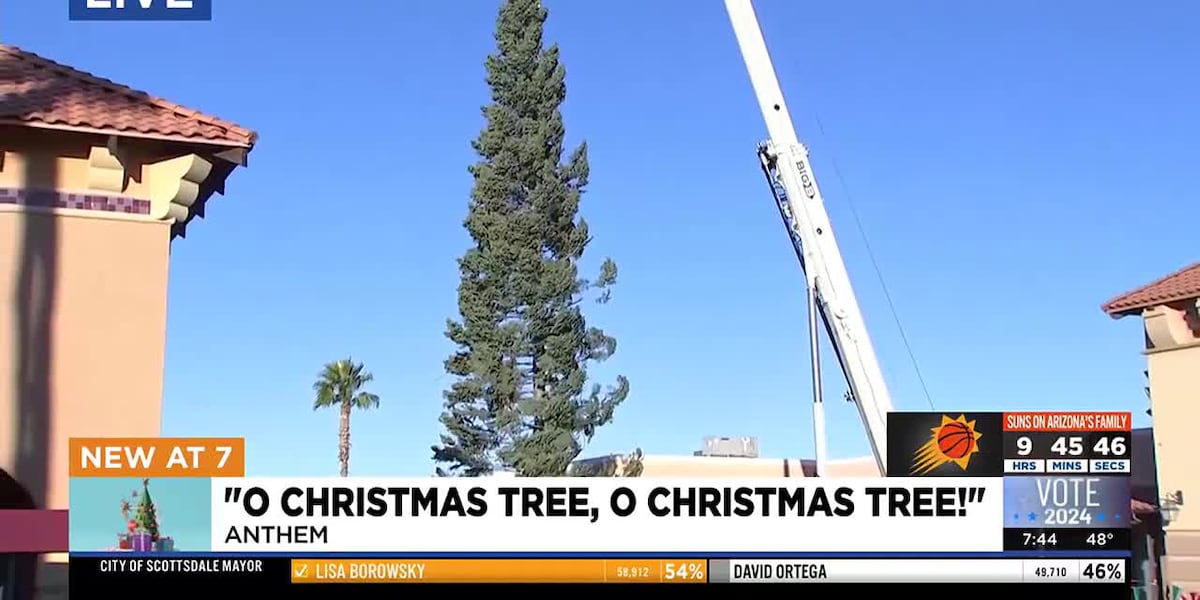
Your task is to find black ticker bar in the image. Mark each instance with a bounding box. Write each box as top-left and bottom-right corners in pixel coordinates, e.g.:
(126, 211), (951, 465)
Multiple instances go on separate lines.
(67, 557), (1128, 599)
(1004, 527), (1131, 552)
(70, 556), (275, 595)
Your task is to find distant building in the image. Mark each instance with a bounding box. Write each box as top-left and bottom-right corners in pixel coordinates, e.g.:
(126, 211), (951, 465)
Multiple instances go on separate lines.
(569, 436), (877, 478)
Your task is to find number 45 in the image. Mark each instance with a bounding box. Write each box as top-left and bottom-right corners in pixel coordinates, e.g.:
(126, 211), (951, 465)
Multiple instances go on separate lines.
(1050, 437), (1084, 456)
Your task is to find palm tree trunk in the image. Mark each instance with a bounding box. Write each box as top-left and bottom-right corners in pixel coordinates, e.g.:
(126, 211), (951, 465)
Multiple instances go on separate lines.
(338, 399), (351, 477)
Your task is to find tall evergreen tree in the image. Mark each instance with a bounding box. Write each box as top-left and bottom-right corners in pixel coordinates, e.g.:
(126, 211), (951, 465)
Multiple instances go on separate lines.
(433, 0), (629, 477)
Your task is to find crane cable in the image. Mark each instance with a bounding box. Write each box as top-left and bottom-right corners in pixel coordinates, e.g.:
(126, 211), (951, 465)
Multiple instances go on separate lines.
(811, 114), (937, 411)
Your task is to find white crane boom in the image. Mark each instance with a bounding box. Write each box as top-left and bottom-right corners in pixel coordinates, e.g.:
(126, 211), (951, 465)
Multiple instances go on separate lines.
(724, 0), (896, 475)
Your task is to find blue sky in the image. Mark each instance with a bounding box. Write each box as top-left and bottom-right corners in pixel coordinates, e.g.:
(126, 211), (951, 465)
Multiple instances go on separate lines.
(5, 1), (1195, 476)
(70, 477), (211, 551)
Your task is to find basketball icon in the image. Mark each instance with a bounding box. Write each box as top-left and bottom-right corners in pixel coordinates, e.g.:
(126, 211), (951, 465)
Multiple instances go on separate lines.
(911, 414), (983, 475)
(936, 420), (976, 459)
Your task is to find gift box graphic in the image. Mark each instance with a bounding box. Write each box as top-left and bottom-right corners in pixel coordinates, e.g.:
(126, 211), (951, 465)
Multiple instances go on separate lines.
(130, 532), (154, 552)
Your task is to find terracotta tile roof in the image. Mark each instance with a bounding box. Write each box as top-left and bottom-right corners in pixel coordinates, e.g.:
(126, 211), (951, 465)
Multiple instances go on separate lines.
(1102, 261), (1200, 316)
(0, 44), (255, 148)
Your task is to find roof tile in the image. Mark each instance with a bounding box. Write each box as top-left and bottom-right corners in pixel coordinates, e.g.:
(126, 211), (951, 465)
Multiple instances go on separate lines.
(1102, 261), (1200, 316)
(0, 44), (255, 147)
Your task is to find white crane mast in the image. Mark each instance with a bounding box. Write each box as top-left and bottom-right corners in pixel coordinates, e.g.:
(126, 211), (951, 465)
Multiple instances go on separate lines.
(724, 0), (896, 475)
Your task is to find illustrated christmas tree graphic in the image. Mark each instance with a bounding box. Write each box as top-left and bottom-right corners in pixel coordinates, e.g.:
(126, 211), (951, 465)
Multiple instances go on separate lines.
(133, 478), (160, 540)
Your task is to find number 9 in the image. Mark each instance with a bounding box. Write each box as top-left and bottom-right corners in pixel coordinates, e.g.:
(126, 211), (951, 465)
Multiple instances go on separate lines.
(1017, 436), (1032, 456)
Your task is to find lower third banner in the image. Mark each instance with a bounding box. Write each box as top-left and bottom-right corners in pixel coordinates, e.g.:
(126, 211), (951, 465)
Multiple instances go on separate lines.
(206, 477), (1004, 553)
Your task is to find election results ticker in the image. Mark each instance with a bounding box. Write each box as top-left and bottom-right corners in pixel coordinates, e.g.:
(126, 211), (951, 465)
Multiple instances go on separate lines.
(71, 556), (1129, 587)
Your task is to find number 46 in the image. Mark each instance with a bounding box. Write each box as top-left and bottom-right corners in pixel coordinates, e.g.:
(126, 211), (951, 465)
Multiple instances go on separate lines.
(1092, 437), (1126, 456)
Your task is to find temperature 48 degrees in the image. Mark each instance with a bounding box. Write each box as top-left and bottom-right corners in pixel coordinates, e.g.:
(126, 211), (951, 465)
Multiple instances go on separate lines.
(664, 561), (706, 582)
(1081, 561), (1124, 581)
(1086, 532), (1116, 547)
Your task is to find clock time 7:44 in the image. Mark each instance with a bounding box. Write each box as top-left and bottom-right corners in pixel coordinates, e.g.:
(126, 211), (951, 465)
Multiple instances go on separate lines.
(1022, 531), (1058, 547)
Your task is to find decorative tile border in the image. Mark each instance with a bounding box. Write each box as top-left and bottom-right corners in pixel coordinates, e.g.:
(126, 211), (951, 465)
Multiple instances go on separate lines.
(0, 187), (151, 215)
(0, 509), (68, 552)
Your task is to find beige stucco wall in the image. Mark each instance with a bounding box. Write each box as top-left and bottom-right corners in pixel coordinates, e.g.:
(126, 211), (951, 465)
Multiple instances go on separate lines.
(2, 123), (241, 600)
(0, 211), (170, 508)
(0, 128), (158, 201)
(1147, 340), (1200, 591)
(1, 130), (172, 514)
(640, 455), (810, 477)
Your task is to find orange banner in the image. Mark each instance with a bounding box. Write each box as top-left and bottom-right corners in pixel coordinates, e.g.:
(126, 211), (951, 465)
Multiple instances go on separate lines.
(68, 437), (245, 477)
(289, 558), (708, 584)
(1002, 411), (1131, 432)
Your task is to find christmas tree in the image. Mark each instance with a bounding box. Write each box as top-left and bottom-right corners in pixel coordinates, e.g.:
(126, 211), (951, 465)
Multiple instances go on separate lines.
(133, 478), (160, 541)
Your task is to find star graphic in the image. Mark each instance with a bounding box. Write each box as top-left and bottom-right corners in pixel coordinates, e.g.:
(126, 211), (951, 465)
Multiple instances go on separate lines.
(1028, 512), (1037, 521)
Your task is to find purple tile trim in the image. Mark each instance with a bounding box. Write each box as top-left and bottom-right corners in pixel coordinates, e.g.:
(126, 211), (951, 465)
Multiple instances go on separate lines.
(0, 510), (69, 552)
(0, 187), (151, 215)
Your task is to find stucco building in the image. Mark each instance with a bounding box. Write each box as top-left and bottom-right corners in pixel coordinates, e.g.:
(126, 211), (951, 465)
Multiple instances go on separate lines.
(571, 436), (878, 478)
(1, 44), (255, 598)
(1104, 261), (1200, 594)
(572, 453), (880, 477)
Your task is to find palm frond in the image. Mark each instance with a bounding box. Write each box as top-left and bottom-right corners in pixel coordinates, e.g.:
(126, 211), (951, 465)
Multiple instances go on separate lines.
(354, 392), (381, 410)
(312, 379), (336, 409)
(311, 358), (379, 411)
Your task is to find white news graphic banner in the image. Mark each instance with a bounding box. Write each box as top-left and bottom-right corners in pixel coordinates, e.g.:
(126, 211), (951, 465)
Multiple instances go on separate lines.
(210, 477), (1004, 553)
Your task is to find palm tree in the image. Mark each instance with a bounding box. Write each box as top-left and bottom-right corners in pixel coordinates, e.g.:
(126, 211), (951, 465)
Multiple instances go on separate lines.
(312, 359), (380, 477)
